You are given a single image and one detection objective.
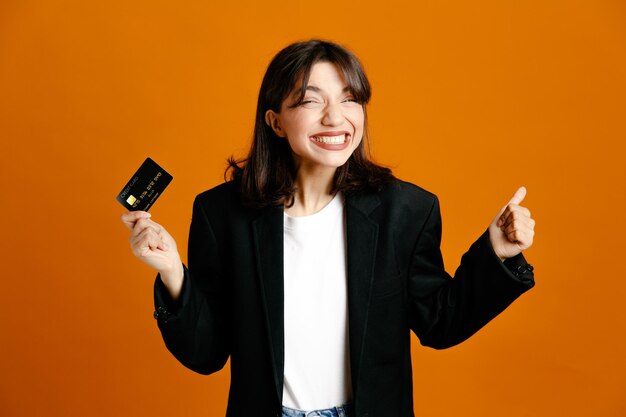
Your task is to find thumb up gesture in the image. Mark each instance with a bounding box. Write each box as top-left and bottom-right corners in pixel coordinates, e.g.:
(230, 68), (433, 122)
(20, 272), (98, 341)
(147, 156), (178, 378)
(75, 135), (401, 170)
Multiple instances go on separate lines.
(488, 186), (536, 261)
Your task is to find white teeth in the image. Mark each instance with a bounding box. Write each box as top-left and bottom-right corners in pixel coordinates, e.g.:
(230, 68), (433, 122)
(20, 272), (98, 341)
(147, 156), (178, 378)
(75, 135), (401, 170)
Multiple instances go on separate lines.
(311, 135), (346, 144)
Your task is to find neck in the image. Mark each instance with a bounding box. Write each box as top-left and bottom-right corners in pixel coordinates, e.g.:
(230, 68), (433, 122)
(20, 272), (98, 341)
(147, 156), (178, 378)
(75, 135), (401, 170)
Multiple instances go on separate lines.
(286, 163), (337, 217)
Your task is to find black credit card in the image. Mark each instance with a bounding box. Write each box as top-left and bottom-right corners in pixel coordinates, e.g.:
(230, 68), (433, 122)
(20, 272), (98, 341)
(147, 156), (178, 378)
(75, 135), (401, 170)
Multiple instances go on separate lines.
(116, 157), (173, 211)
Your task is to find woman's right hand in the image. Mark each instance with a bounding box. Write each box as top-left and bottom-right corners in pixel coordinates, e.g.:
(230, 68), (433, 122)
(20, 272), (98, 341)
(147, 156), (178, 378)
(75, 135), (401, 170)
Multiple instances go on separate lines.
(121, 211), (184, 298)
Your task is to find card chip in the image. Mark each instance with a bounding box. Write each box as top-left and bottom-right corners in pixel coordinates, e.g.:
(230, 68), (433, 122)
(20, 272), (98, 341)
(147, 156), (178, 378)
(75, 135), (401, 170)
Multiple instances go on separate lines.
(126, 195), (137, 205)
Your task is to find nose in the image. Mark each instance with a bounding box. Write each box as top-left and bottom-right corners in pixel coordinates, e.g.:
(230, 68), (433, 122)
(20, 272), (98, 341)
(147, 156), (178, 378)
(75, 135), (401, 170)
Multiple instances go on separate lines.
(321, 102), (344, 126)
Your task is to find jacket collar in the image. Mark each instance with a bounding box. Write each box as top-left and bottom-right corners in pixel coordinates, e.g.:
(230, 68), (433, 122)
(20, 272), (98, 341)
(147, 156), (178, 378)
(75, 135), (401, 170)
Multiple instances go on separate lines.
(251, 192), (381, 403)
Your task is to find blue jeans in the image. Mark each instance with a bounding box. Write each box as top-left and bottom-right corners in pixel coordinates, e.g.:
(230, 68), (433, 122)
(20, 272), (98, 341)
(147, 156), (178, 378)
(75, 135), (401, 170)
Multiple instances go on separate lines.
(281, 403), (353, 417)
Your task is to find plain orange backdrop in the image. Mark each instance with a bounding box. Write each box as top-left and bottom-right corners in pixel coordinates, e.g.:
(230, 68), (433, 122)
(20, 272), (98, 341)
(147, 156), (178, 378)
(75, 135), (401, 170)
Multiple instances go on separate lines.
(1, 0), (625, 416)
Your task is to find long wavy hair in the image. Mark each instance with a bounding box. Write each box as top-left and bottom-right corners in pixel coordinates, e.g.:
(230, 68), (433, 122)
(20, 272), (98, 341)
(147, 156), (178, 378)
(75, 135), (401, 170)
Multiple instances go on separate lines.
(226, 39), (394, 208)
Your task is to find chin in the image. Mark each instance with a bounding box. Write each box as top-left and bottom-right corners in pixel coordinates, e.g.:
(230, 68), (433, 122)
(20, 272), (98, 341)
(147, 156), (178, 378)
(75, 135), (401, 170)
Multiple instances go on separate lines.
(320, 154), (353, 169)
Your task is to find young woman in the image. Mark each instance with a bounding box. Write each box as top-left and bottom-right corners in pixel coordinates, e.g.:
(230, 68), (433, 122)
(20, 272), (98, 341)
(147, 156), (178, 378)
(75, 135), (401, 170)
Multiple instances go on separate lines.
(122, 40), (535, 417)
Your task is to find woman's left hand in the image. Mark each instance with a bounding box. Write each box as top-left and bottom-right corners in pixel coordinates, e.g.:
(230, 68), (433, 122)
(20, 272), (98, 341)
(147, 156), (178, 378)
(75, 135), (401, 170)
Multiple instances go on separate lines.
(488, 186), (535, 261)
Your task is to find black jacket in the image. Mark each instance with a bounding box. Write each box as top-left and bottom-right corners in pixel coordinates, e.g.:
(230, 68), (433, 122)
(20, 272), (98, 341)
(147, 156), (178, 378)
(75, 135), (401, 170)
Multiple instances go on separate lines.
(153, 179), (534, 417)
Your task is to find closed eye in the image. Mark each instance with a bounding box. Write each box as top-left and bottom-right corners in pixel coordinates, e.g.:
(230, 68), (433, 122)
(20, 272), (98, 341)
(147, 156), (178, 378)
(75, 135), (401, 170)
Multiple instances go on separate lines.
(299, 96), (322, 105)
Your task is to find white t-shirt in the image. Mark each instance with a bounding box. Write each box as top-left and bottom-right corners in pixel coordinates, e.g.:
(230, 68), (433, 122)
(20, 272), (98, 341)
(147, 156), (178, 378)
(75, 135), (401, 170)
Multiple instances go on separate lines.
(282, 192), (352, 410)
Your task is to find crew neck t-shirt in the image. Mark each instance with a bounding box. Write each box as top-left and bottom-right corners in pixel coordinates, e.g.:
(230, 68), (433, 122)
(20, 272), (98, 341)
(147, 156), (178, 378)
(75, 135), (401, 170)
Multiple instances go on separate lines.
(282, 193), (352, 410)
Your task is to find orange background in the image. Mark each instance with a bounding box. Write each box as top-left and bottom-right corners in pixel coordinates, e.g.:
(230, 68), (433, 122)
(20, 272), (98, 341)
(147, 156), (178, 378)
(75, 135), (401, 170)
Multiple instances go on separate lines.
(1, 0), (625, 416)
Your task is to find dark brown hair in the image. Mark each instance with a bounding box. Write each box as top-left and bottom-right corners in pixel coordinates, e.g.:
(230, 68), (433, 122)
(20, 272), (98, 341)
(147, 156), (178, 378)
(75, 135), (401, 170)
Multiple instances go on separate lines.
(226, 39), (394, 208)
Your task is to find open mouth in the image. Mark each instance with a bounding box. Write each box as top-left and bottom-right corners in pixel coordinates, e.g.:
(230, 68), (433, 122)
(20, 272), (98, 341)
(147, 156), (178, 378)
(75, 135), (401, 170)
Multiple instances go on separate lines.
(310, 133), (350, 144)
(311, 134), (347, 144)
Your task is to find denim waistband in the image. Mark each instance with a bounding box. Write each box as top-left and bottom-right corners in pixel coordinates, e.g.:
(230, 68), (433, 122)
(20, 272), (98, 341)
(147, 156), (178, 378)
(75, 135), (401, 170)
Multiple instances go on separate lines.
(281, 403), (353, 417)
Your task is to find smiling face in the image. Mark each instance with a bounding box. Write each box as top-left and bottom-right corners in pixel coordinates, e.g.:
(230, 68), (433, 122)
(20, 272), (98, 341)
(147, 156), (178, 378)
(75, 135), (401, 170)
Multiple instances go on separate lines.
(265, 61), (365, 172)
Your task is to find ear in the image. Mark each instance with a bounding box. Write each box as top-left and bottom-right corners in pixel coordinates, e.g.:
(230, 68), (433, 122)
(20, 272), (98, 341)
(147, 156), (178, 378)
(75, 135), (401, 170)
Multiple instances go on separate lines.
(265, 110), (286, 137)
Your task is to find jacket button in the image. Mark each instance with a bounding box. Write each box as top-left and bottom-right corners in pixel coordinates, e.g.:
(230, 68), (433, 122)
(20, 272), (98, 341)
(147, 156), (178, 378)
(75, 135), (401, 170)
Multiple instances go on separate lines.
(153, 306), (171, 323)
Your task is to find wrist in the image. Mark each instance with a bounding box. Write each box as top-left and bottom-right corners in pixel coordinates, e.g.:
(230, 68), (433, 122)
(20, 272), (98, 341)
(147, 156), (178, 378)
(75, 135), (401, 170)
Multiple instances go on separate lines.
(159, 262), (184, 295)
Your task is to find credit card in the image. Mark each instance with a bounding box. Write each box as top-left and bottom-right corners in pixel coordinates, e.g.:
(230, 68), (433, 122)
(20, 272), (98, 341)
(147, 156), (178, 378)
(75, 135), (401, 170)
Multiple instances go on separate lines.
(116, 157), (173, 211)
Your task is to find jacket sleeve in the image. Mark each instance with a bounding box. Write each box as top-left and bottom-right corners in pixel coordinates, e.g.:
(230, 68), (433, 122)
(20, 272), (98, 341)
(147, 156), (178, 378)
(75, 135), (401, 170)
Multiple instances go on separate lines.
(408, 195), (534, 349)
(153, 195), (231, 374)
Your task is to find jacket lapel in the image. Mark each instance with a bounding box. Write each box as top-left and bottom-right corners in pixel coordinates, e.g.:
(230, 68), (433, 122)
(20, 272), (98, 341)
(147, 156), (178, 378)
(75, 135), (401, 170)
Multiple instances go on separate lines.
(252, 206), (285, 403)
(345, 192), (381, 396)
